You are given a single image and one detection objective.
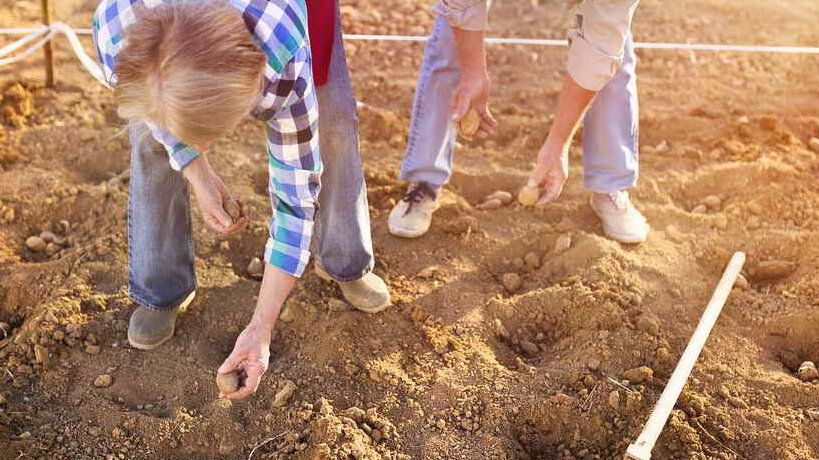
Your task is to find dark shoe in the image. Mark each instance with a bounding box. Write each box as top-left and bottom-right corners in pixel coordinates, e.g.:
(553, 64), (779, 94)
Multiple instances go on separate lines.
(127, 291), (195, 350)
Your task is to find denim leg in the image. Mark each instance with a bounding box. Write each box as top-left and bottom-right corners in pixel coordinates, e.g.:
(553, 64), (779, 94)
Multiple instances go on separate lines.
(313, 8), (375, 282)
(128, 122), (197, 310)
(582, 35), (639, 194)
(399, 15), (459, 189)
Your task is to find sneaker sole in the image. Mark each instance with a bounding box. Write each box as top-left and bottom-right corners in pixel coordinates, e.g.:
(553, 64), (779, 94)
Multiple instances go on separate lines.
(314, 266), (391, 314)
(388, 221), (431, 239)
(127, 291), (196, 350)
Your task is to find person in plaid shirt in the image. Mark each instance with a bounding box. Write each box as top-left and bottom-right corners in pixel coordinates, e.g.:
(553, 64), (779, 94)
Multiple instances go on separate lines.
(92, 0), (389, 399)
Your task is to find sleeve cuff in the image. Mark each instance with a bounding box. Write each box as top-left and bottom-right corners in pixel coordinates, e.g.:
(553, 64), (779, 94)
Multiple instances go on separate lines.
(433, 1), (488, 31)
(566, 29), (623, 91)
(168, 144), (200, 171)
(264, 238), (310, 277)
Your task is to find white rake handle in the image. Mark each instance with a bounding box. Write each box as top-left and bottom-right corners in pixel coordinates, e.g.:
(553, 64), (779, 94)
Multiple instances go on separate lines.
(625, 251), (746, 460)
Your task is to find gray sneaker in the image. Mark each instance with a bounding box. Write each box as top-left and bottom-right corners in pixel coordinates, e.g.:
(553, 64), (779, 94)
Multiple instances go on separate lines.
(127, 291), (196, 350)
(315, 265), (391, 313)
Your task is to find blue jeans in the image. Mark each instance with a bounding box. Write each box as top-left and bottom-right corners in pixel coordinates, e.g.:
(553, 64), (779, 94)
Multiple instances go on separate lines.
(128, 5), (374, 309)
(400, 15), (639, 194)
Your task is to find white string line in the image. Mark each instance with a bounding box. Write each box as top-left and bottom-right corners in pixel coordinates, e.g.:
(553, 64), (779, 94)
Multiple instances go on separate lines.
(0, 25), (48, 57)
(0, 23), (110, 87)
(2, 26), (819, 54)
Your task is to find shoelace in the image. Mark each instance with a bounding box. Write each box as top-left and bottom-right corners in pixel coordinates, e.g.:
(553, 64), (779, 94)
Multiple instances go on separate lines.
(401, 182), (437, 216)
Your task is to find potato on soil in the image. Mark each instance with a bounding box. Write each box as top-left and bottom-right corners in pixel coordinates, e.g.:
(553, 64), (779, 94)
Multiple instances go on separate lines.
(458, 108), (481, 139)
(518, 185), (539, 206)
(476, 199), (503, 210)
(216, 371), (241, 394)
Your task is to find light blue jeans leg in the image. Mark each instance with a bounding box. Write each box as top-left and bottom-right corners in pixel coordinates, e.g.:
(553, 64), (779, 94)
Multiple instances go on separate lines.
(582, 35), (639, 194)
(313, 7), (375, 282)
(128, 123), (197, 310)
(399, 16), (459, 189)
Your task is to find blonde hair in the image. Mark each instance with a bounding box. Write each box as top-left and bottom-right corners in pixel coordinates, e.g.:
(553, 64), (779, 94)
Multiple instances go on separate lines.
(115, 0), (266, 148)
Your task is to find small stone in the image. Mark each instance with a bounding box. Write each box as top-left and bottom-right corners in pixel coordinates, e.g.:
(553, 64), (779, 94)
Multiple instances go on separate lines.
(608, 391), (620, 410)
(703, 195), (721, 209)
(656, 347), (672, 362)
(691, 204), (707, 214)
(85, 344), (101, 355)
(34, 345), (49, 363)
(553, 234), (571, 254)
(39, 231), (57, 243)
(623, 366), (653, 383)
(486, 191), (513, 205)
(519, 340), (539, 357)
(735, 274), (749, 289)
(477, 198), (503, 210)
(523, 252), (540, 269)
(45, 242), (61, 256)
(272, 380), (297, 407)
(518, 185), (539, 206)
(25, 236), (47, 252)
(501, 273), (522, 292)
(798, 361), (819, 381)
(728, 396), (748, 409)
(809, 138), (819, 154)
(247, 258), (264, 279)
(216, 372), (241, 393)
(94, 374), (113, 388)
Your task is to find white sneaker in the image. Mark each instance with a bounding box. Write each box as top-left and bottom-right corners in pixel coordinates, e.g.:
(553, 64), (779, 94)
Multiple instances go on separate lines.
(590, 191), (649, 243)
(388, 182), (439, 238)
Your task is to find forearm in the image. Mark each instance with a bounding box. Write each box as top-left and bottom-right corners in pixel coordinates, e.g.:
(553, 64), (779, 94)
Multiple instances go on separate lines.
(452, 27), (487, 78)
(249, 263), (296, 330)
(543, 74), (597, 153)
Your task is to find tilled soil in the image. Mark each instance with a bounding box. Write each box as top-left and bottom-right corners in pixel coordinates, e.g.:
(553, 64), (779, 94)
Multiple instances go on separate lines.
(2, 0), (819, 459)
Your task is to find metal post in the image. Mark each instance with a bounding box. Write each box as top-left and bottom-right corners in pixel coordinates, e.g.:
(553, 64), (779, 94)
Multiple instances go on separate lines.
(40, 0), (54, 86)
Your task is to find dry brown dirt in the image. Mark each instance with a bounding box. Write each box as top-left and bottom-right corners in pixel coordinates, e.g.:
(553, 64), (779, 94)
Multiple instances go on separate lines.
(2, 0), (819, 459)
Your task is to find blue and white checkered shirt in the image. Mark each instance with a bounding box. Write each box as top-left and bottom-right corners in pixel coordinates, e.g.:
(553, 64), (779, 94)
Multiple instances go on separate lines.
(92, 0), (322, 277)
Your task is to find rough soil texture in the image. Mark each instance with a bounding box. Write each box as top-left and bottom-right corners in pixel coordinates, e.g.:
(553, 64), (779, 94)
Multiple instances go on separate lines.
(2, 0), (819, 459)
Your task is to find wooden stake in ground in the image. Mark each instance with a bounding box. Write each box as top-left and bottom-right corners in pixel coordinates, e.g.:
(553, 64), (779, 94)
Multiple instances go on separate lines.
(40, 0), (55, 87)
(625, 252), (746, 460)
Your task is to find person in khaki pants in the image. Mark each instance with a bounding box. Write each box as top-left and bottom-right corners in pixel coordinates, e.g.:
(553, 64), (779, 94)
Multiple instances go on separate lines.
(390, 0), (649, 244)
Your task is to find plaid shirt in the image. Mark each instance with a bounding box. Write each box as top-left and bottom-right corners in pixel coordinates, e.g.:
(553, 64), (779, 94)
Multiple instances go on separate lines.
(92, 0), (322, 277)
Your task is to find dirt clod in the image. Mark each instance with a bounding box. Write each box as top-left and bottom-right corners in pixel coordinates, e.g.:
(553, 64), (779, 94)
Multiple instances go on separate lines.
(553, 234), (571, 254)
(524, 252), (540, 269)
(501, 273), (521, 292)
(216, 371), (241, 394)
(624, 366), (653, 383)
(272, 380), (297, 407)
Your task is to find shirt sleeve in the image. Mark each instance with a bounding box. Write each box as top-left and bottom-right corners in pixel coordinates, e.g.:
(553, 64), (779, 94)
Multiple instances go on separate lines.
(144, 123), (202, 171)
(567, 0), (640, 91)
(433, 0), (489, 31)
(263, 46), (323, 278)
